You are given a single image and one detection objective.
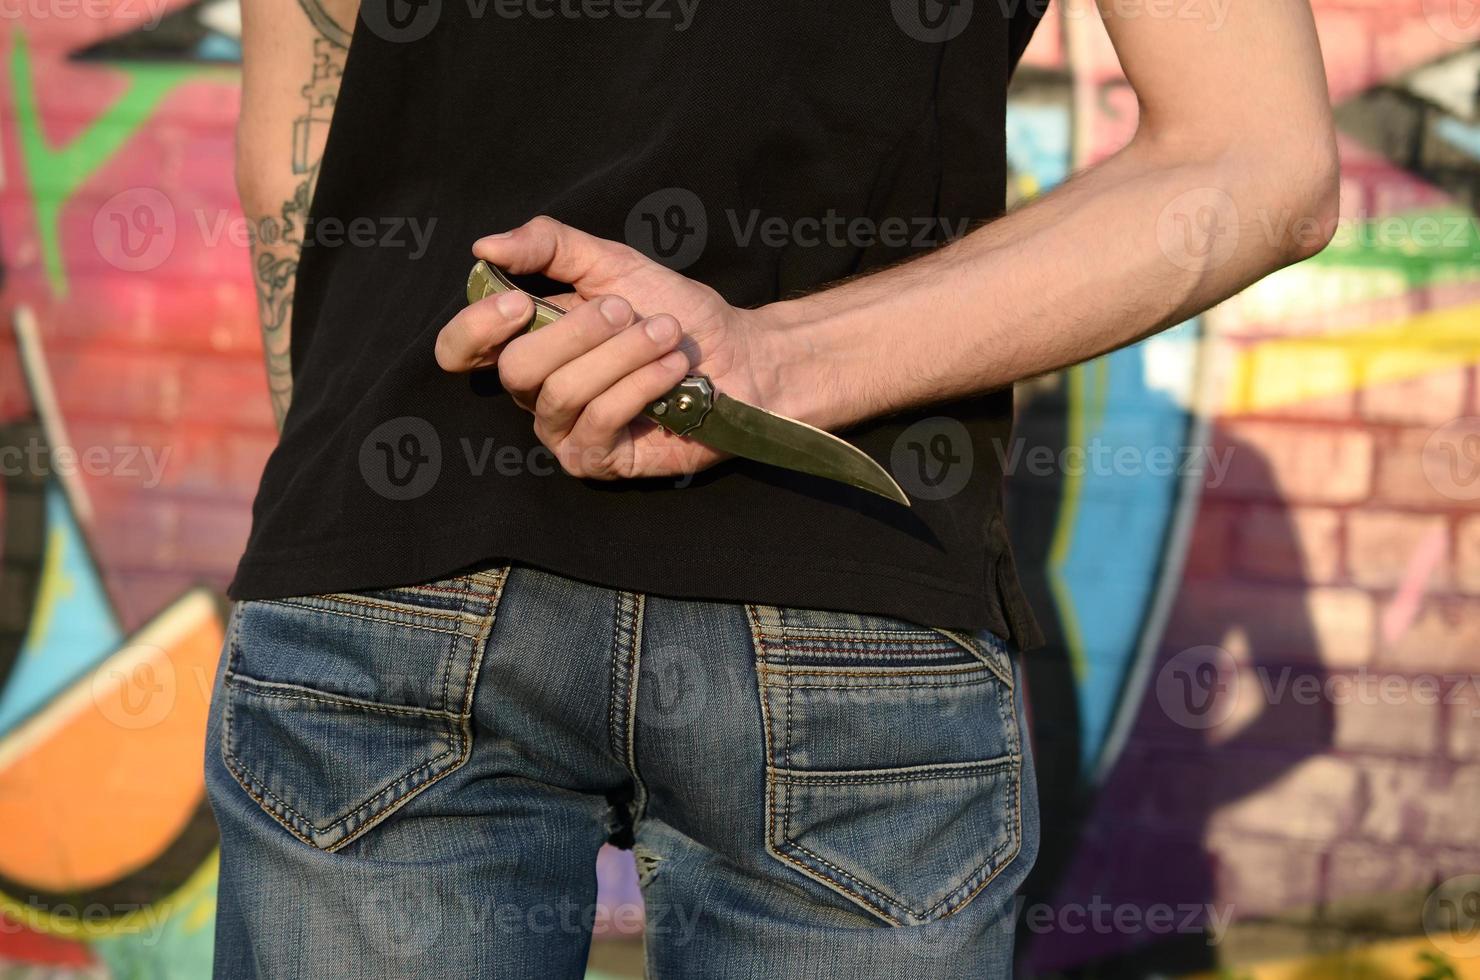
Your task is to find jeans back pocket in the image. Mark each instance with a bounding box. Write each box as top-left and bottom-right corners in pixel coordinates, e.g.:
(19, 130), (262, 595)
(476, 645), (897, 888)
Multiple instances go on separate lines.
(747, 604), (1023, 926)
(220, 569), (507, 852)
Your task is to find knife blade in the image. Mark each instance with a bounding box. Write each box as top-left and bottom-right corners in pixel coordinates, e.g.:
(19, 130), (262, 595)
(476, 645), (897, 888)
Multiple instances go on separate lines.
(465, 260), (909, 506)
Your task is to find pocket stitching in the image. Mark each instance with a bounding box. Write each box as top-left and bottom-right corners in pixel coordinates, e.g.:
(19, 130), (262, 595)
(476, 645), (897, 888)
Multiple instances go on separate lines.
(772, 755), (1020, 786)
(747, 602), (1024, 925)
(751, 604), (904, 925)
(930, 627), (1014, 689)
(222, 569), (508, 852)
(223, 715), (461, 839)
(257, 598), (469, 637)
(225, 673), (458, 720)
(291, 593), (467, 622)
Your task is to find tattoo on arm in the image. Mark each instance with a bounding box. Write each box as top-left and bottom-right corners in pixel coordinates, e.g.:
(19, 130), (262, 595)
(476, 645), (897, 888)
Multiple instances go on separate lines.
(250, 5), (350, 428)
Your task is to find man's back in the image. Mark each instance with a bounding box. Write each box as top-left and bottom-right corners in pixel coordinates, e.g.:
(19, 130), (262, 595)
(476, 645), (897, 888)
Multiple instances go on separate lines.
(230, 0), (1048, 641)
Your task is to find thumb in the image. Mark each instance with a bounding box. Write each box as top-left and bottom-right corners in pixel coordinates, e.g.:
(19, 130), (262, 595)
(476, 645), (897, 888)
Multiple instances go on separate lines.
(434, 287), (534, 373)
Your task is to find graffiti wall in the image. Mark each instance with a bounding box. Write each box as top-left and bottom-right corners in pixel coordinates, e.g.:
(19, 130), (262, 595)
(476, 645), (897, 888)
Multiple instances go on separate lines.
(0, 0), (1476, 977)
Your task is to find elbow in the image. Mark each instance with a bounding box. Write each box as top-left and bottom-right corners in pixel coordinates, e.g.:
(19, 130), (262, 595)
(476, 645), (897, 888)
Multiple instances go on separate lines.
(1264, 137), (1341, 264)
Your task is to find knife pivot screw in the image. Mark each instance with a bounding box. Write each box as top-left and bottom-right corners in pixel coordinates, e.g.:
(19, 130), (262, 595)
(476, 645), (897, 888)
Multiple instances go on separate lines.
(676, 395), (694, 412)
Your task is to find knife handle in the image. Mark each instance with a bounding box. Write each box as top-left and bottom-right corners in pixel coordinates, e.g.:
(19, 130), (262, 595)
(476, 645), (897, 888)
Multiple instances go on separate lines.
(644, 375), (713, 436)
(467, 260), (711, 437)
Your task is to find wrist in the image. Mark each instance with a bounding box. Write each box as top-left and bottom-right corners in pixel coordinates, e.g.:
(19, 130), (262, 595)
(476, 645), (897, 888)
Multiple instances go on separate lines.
(750, 299), (868, 432)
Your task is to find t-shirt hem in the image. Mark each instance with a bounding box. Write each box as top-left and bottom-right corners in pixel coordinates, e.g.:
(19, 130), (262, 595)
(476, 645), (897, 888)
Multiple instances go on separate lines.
(229, 528), (1026, 641)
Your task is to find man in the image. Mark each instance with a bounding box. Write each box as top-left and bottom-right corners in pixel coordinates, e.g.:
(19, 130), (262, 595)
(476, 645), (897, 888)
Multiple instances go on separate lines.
(207, 0), (1337, 975)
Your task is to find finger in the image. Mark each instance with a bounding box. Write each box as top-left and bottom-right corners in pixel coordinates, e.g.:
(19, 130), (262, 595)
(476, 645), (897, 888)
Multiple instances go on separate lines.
(543, 291), (585, 310)
(535, 315), (685, 441)
(567, 346), (692, 458)
(434, 289), (534, 373)
(499, 294), (637, 408)
(472, 216), (647, 297)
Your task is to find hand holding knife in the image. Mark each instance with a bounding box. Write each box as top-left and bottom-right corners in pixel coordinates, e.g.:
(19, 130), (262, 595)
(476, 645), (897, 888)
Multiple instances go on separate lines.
(465, 261), (909, 505)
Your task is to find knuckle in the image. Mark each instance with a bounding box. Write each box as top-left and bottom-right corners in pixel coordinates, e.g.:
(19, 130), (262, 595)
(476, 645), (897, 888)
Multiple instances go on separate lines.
(581, 399), (623, 435)
(497, 353), (534, 395)
(536, 374), (576, 417)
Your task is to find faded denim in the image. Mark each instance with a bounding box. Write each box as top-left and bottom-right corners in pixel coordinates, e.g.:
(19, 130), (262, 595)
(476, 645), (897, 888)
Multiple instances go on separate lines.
(205, 564), (1039, 978)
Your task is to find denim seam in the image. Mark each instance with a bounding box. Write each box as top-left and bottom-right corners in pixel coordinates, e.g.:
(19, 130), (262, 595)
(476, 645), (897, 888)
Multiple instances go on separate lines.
(761, 648), (977, 661)
(224, 726), (461, 838)
(265, 594), (467, 623)
(753, 631), (1009, 687)
(746, 602), (1025, 925)
(758, 663), (998, 680)
(322, 568), (506, 851)
(747, 604), (901, 925)
(223, 622), (462, 839)
(221, 568), (508, 851)
(770, 755), (1019, 786)
(608, 593), (623, 765)
(932, 627), (1014, 689)
(254, 600), (469, 637)
(224, 676), (460, 719)
(626, 593), (648, 823)
(767, 680), (1001, 691)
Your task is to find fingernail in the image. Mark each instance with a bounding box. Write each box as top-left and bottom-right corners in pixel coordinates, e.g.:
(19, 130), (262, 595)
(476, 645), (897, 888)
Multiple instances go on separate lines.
(644, 317), (676, 342)
(496, 291), (528, 317)
(659, 350), (688, 370)
(479, 232), (513, 242)
(600, 297), (630, 326)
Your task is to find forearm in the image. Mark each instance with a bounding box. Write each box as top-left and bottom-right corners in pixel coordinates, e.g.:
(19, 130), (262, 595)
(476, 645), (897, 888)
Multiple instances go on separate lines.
(767, 130), (1339, 431)
(237, 0), (355, 429)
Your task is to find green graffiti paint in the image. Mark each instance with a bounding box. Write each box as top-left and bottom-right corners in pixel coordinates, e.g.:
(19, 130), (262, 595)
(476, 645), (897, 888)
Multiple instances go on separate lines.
(10, 31), (209, 297)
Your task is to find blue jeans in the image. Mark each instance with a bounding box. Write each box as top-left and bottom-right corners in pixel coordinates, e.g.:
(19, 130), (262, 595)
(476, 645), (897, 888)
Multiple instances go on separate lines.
(204, 564), (1039, 978)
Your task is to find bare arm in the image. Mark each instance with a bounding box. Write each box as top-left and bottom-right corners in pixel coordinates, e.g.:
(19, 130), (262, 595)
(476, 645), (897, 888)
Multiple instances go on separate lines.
(238, 0), (358, 428)
(770, 0), (1340, 428)
(431, 0), (1339, 483)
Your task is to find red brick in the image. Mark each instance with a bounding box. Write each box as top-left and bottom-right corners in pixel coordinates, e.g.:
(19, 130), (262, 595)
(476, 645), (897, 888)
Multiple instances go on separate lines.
(1205, 831), (1325, 919)
(1167, 582), (1374, 667)
(1360, 358), (1468, 426)
(1458, 516), (1480, 595)
(1375, 425), (1480, 509)
(1233, 505), (1343, 584)
(1324, 842), (1436, 905)
(1209, 756), (1362, 841)
(1357, 761), (1480, 846)
(1332, 679), (1442, 755)
(1380, 596), (1480, 672)
(1347, 510), (1450, 589)
(1184, 501), (1238, 579)
(1446, 678), (1480, 762)
(1217, 421), (1372, 505)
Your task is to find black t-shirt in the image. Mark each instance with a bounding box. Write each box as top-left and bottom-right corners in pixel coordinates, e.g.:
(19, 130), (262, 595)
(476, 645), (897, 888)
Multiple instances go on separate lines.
(229, 0), (1048, 644)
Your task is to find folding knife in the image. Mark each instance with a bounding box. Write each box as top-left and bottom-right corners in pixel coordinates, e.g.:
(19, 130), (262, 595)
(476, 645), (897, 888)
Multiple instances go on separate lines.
(466, 261), (909, 505)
